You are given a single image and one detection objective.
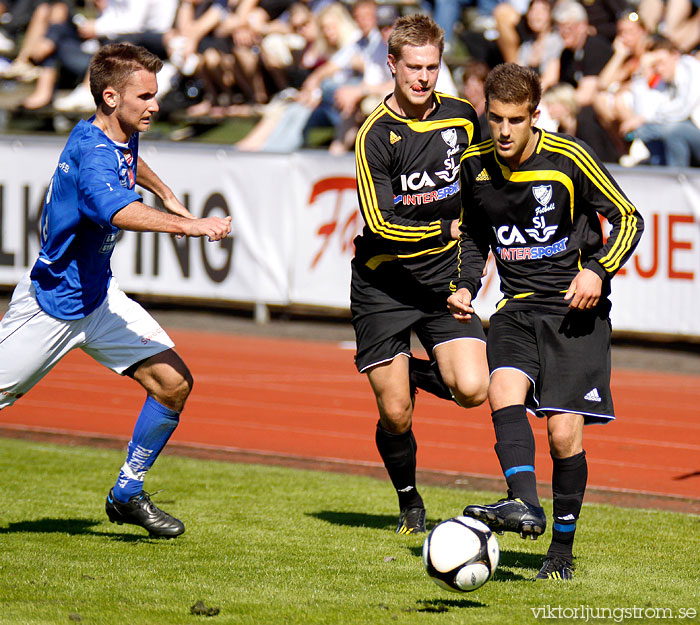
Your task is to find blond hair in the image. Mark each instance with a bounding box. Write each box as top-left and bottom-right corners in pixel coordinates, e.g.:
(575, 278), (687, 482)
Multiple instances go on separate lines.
(388, 13), (444, 60)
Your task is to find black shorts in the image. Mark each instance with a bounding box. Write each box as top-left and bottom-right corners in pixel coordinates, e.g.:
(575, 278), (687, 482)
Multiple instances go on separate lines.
(487, 308), (614, 424)
(351, 259), (486, 373)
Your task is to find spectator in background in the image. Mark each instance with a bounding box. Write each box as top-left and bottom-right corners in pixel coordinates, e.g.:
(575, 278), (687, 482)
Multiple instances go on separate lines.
(494, 0), (562, 79)
(0, 0), (72, 109)
(593, 8), (652, 145)
(213, 0), (301, 107)
(235, 0), (357, 151)
(0, 1), (70, 79)
(165, 0), (230, 78)
(517, 0), (561, 77)
(432, 0), (502, 51)
(459, 58), (489, 139)
(64, 0), (178, 60)
(577, 0), (626, 42)
(460, 0), (528, 68)
(239, 0), (376, 148)
(164, 0), (236, 117)
(48, 0), (179, 112)
(259, 1), (330, 95)
(619, 37), (700, 167)
(300, 0), (381, 146)
(596, 9), (651, 93)
(0, 0), (14, 54)
(0, 0), (65, 55)
(539, 81), (579, 133)
(635, 0), (665, 33)
(541, 0), (619, 161)
(662, 0), (700, 53)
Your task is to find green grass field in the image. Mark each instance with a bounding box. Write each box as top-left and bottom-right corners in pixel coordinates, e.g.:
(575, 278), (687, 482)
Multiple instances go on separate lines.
(0, 437), (698, 625)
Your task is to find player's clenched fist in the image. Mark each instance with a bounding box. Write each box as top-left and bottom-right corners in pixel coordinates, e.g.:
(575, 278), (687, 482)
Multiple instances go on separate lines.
(447, 288), (475, 323)
(184, 216), (232, 241)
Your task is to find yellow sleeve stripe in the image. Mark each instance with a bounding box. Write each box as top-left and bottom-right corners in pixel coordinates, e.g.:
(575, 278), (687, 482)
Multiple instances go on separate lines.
(542, 134), (636, 213)
(541, 134), (639, 273)
(460, 140), (494, 164)
(541, 134), (638, 271)
(355, 107), (443, 241)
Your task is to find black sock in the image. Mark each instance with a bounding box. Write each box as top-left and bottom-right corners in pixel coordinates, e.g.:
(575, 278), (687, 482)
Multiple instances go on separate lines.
(408, 357), (453, 402)
(548, 450), (587, 560)
(492, 405), (540, 508)
(375, 421), (424, 511)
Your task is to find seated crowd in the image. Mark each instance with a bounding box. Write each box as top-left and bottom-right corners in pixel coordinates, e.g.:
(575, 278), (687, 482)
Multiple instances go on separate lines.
(0, 0), (698, 164)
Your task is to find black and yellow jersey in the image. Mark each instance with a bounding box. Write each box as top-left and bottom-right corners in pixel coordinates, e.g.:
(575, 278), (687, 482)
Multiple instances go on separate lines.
(456, 129), (644, 311)
(354, 92), (480, 288)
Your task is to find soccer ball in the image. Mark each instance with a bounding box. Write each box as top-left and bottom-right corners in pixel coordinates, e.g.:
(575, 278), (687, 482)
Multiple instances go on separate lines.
(422, 516), (500, 592)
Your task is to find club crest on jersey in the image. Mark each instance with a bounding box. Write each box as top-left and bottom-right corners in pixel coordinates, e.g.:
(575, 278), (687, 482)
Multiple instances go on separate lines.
(533, 184), (552, 206)
(441, 128), (457, 149)
(532, 184), (556, 217)
(123, 149), (134, 166)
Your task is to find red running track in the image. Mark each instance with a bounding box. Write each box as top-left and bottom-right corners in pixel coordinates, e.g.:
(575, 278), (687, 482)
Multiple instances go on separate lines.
(1, 329), (699, 503)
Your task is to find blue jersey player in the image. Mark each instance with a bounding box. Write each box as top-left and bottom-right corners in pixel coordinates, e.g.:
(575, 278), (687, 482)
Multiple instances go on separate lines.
(0, 43), (231, 538)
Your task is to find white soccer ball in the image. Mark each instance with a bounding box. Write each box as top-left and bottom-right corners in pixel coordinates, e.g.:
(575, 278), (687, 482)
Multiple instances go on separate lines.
(422, 516), (500, 592)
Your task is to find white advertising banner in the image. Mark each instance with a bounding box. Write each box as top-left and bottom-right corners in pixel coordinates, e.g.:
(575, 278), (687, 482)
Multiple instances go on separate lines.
(110, 146), (295, 305)
(602, 168), (700, 338)
(288, 151), (362, 308)
(0, 136), (698, 338)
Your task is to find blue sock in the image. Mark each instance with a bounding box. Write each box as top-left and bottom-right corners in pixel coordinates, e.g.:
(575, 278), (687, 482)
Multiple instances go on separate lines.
(112, 396), (180, 503)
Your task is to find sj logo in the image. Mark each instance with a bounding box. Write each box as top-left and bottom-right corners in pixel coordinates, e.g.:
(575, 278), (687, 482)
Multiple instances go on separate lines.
(308, 177), (361, 268)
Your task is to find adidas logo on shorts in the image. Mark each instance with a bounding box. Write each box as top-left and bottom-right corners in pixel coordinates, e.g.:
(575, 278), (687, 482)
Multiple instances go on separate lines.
(584, 388), (602, 402)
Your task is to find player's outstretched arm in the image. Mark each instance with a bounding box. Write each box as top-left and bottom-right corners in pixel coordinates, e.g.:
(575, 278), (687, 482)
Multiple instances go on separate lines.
(447, 287), (476, 323)
(136, 157), (195, 220)
(112, 201), (232, 241)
